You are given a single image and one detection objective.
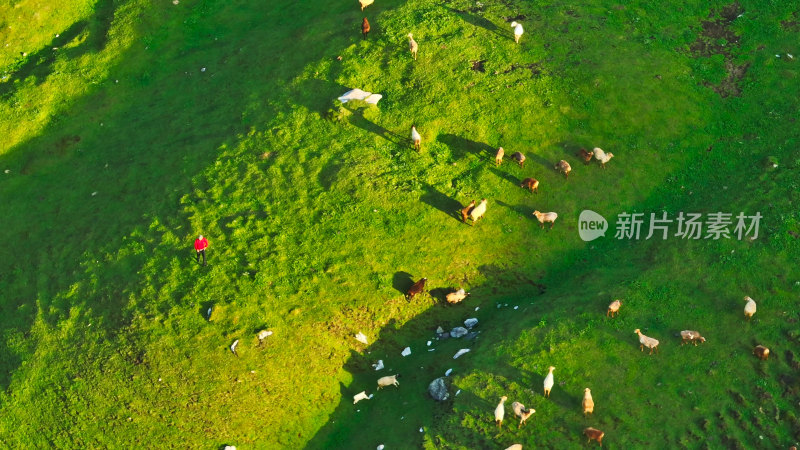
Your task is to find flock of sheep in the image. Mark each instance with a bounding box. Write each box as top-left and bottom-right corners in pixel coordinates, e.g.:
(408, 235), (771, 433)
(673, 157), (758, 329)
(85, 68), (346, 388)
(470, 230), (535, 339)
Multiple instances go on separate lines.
(343, 1), (780, 448)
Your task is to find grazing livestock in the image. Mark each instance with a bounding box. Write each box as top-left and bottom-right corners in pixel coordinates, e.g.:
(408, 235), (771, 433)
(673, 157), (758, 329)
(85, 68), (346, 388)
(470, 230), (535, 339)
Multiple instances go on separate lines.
(634, 329), (660, 354)
(361, 18), (370, 39)
(543, 366), (555, 397)
(469, 199), (488, 224)
(510, 21), (524, 43)
(532, 211), (558, 229)
(407, 278), (427, 299)
(521, 177), (539, 193)
(510, 151), (526, 167)
(353, 391), (372, 404)
(753, 345), (770, 360)
(461, 200), (476, 222)
(505, 445), (523, 450)
(495, 147), (505, 165)
(446, 288), (469, 304)
(411, 125), (421, 150)
(744, 296), (757, 320)
(377, 374), (400, 389)
(495, 396), (507, 428)
(408, 33), (418, 60)
(578, 148), (594, 163)
(593, 147), (614, 168)
(555, 159), (571, 178)
(680, 330), (706, 346)
(583, 427), (604, 446)
(582, 388), (594, 416)
(359, 0), (373, 11)
(607, 299), (622, 317)
(512, 401), (535, 427)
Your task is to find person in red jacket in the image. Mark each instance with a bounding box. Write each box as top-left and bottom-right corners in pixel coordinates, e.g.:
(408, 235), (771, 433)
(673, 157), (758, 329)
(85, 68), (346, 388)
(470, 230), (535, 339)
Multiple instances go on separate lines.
(194, 235), (209, 266)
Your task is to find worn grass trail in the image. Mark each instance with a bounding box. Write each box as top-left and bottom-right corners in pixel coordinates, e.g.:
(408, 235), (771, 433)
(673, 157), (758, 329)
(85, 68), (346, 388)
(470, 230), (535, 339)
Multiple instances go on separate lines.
(0, 0), (798, 448)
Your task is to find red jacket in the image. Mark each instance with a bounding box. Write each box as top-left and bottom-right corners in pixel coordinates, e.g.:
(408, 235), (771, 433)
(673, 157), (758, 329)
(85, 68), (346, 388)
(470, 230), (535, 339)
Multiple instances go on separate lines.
(194, 237), (208, 251)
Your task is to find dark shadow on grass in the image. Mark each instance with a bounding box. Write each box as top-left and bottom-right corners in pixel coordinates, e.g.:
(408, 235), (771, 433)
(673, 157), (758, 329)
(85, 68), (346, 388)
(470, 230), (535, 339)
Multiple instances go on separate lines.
(428, 287), (451, 304)
(527, 152), (554, 171)
(347, 109), (405, 146)
(392, 271), (415, 296)
(420, 183), (464, 222)
(496, 200), (534, 220)
(437, 134), (495, 160)
(442, 6), (507, 40)
(489, 167), (521, 187)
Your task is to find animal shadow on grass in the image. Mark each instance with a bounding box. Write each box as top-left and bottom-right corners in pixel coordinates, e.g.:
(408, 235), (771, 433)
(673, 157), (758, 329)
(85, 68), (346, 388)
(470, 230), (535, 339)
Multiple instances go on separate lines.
(392, 271), (415, 296)
(527, 152), (554, 171)
(428, 287), (452, 304)
(489, 167), (520, 187)
(496, 200), (534, 219)
(199, 301), (214, 320)
(442, 6), (507, 40)
(347, 109), (405, 146)
(421, 183), (463, 222)
(437, 134), (495, 160)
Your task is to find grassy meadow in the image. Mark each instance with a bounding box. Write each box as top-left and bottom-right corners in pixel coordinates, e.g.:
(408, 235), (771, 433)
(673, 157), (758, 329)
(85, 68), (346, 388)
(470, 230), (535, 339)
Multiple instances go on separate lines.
(0, 0), (798, 448)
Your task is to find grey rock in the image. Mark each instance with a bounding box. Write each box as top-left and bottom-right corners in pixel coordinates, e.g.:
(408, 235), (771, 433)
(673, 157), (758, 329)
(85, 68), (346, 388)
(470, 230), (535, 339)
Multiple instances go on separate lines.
(450, 327), (468, 338)
(464, 318), (478, 329)
(428, 377), (449, 401)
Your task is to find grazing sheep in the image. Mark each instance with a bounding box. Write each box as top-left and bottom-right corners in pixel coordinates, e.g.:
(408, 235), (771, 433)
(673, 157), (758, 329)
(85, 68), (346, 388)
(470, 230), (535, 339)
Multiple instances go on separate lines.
(510, 21), (524, 44)
(353, 391), (372, 404)
(359, 0), (373, 11)
(257, 329), (273, 346)
(680, 330), (706, 346)
(495, 147), (505, 166)
(407, 278), (427, 299)
(744, 296), (757, 320)
(543, 366), (555, 397)
(583, 427), (605, 446)
(753, 345), (770, 360)
(521, 178), (539, 193)
(555, 159), (571, 178)
(505, 445), (523, 450)
(593, 147), (614, 168)
(411, 125), (421, 150)
(634, 329), (660, 354)
(461, 200), (476, 223)
(512, 401), (535, 427)
(510, 151), (526, 167)
(533, 210), (558, 229)
(578, 148), (594, 163)
(446, 288), (469, 304)
(582, 388), (594, 416)
(377, 374), (400, 389)
(495, 396), (507, 428)
(469, 198), (488, 224)
(607, 299), (622, 317)
(230, 339), (239, 356)
(361, 18), (370, 39)
(408, 33), (418, 60)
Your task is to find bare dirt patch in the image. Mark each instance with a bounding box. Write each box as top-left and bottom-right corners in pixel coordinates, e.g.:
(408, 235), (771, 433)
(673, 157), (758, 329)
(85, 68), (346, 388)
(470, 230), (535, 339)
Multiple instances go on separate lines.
(688, 2), (749, 98)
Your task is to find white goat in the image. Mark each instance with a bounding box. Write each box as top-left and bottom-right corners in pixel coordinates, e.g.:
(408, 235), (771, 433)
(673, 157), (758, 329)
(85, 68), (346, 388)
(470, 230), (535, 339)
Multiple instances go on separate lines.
(593, 147), (614, 168)
(634, 328), (659, 354)
(377, 374), (400, 389)
(510, 21), (524, 43)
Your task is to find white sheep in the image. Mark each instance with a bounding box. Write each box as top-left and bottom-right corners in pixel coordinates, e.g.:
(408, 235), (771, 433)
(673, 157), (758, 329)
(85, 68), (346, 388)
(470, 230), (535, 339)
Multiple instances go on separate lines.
(593, 147), (614, 168)
(469, 199), (488, 224)
(257, 330), (273, 345)
(446, 288), (469, 304)
(634, 328), (659, 354)
(408, 33), (418, 60)
(532, 211), (558, 229)
(505, 445), (523, 450)
(543, 366), (555, 397)
(353, 391), (373, 404)
(411, 125), (421, 150)
(510, 21), (524, 44)
(744, 296), (756, 320)
(377, 374), (400, 389)
(607, 299), (622, 317)
(512, 401), (535, 426)
(495, 396), (507, 428)
(582, 388), (594, 416)
(359, 0), (373, 11)
(495, 147), (504, 166)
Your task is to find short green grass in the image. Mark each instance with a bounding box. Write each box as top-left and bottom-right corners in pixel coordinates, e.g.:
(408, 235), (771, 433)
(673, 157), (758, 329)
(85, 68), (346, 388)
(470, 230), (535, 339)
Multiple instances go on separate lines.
(0, 0), (798, 448)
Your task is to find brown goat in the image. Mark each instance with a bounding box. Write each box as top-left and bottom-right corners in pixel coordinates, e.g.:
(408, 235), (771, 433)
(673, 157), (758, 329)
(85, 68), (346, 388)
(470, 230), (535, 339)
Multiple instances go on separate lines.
(753, 345), (770, 360)
(583, 427), (604, 446)
(510, 152), (526, 167)
(520, 178), (539, 193)
(361, 18), (370, 39)
(578, 148), (594, 163)
(407, 278), (427, 299)
(680, 330), (706, 346)
(461, 200), (475, 223)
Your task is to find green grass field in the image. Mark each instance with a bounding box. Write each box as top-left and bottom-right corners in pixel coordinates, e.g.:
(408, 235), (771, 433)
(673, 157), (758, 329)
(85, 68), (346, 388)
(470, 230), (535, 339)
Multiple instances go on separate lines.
(1, 0), (798, 448)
